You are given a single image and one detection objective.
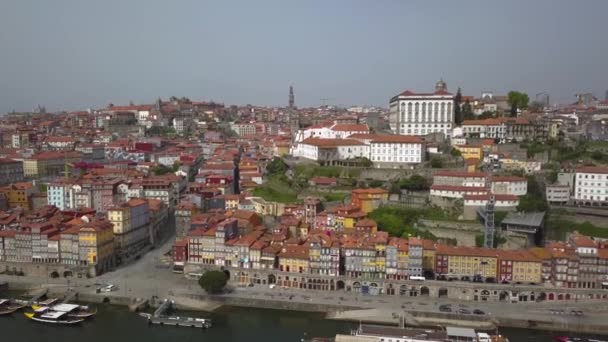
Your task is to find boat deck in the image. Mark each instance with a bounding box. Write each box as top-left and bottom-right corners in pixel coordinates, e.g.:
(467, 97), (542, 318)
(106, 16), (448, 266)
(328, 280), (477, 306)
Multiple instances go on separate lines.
(149, 316), (212, 328)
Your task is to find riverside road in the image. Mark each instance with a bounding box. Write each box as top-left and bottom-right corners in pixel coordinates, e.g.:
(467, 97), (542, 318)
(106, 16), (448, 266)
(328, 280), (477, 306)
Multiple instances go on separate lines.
(3, 236), (608, 335)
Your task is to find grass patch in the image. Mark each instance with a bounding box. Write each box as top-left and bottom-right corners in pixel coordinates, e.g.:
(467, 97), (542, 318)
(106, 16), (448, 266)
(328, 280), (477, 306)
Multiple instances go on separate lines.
(321, 192), (348, 202)
(368, 205), (456, 239)
(547, 216), (608, 240)
(252, 175), (299, 203)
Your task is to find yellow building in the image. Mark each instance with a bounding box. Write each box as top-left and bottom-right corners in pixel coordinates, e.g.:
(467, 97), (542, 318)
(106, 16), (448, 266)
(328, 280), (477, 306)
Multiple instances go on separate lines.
(78, 219), (115, 274)
(278, 245), (309, 274)
(23, 151), (81, 178)
(436, 246), (498, 278)
(108, 206), (130, 235)
(422, 240), (436, 272)
(0, 182), (35, 210)
(374, 233), (388, 273)
(455, 145), (482, 160)
(497, 250), (542, 283)
(223, 194), (241, 210)
(351, 188), (389, 214)
(274, 142), (290, 157)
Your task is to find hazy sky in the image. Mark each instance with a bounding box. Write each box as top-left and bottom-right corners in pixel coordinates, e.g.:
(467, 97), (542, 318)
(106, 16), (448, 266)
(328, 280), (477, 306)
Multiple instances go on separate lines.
(1, 0), (607, 112)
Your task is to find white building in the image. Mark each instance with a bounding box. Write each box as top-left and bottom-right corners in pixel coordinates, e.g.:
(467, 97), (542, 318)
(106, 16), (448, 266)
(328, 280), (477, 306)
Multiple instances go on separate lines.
(230, 123), (257, 137)
(464, 194), (519, 209)
(574, 166), (608, 206)
(290, 138), (368, 163)
(546, 185), (571, 204)
(461, 118), (506, 141)
(430, 185), (487, 199)
(389, 79), (454, 137)
(349, 134), (424, 167)
(293, 122), (369, 143)
(491, 176), (528, 196)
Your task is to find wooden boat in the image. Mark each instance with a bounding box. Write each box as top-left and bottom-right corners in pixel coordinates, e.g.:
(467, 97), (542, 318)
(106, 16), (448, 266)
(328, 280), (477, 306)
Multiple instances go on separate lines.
(0, 299), (26, 316)
(32, 304), (97, 319)
(24, 307), (84, 325)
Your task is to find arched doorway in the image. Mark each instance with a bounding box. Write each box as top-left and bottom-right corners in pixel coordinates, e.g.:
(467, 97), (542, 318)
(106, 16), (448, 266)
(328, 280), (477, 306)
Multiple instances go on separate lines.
(63, 270), (73, 278)
(438, 288), (448, 298)
(548, 293), (555, 301)
(386, 284), (395, 296)
(480, 290), (490, 301)
(268, 274), (276, 284)
(336, 280), (345, 290)
(353, 282), (362, 293)
(409, 286), (418, 297)
(370, 283), (379, 295)
(420, 286), (430, 296)
(50, 271), (59, 278)
(499, 291), (510, 302)
(565, 293), (571, 300)
(399, 285), (408, 296)
(557, 294), (564, 300)
(537, 292), (547, 302)
(223, 269), (231, 280)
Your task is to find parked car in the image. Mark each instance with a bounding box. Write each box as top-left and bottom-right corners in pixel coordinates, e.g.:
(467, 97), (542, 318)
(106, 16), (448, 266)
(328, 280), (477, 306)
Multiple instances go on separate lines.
(100, 284), (117, 292)
(458, 308), (471, 314)
(473, 309), (485, 315)
(439, 305), (452, 313)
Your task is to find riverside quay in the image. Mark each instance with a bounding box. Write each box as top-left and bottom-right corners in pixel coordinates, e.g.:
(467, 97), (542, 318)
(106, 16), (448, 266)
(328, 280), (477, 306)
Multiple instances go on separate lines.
(187, 265), (608, 304)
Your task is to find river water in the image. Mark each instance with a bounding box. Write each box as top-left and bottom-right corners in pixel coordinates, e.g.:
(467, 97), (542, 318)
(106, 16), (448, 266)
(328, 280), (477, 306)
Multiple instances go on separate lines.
(0, 304), (604, 342)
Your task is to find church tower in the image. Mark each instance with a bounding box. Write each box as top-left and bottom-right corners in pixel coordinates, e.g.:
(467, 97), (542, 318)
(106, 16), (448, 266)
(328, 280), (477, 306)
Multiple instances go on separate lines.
(435, 78), (447, 93)
(289, 85), (295, 108)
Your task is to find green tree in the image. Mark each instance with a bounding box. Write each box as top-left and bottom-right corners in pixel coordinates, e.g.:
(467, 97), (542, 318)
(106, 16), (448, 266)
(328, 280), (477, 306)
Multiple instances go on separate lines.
(198, 270), (228, 294)
(591, 150), (605, 161)
(454, 87), (463, 125)
(430, 157), (443, 168)
(450, 148), (462, 157)
(462, 100), (474, 120)
(517, 176), (548, 212)
(478, 111), (494, 119)
(399, 174), (430, 191)
(369, 180), (384, 188)
(507, 91), (530, 117)
(510, 103), (518, 118)
(547, 170), (558, 184)
(266, 157), (288, 176)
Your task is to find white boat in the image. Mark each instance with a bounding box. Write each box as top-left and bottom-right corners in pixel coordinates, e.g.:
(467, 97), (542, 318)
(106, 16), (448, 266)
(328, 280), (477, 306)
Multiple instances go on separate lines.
(24, 306), (84, 325)
(46, 303), (97, 319)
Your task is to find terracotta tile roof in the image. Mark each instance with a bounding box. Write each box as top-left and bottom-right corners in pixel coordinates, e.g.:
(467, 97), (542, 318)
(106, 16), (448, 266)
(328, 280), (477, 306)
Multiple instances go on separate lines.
(351, 134), (423, 144)
(462, 118), (505, 126)
(395, 90), (453, 97)
(434, 171), (486, 178)
(576, 166), (608, 175)
(351, 188), (388, 194)
(330, 124), (369, 132)
(570, 232), (597, 248)
(492, 176), (526, 182)
(431, 185), (487, 192)
(300, 137), (365, 147)
(279, 244), (309, 259)
(463, 194), (518, 201)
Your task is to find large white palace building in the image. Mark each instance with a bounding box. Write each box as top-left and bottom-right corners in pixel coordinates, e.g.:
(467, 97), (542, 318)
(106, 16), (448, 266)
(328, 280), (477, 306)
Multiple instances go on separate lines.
(389, 79), (455, 138)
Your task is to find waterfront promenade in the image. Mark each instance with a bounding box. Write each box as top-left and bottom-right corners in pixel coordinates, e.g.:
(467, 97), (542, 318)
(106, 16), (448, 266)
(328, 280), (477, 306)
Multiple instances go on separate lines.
(3, 236), (608, 335)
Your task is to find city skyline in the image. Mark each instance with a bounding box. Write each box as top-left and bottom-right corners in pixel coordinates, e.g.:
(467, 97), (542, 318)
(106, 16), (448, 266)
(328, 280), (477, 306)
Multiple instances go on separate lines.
(1, 0), (607, 113)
